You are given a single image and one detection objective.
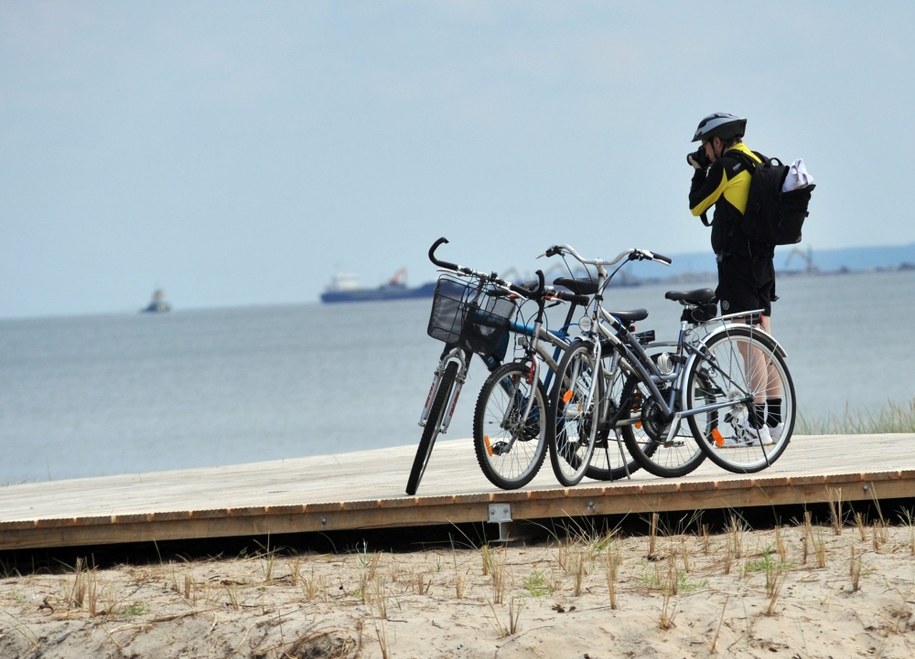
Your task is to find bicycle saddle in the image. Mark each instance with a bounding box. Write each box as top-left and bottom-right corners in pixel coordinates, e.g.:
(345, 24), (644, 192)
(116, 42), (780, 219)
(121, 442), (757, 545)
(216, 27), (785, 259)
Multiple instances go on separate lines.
(608, 308), (649, 323)
(553, 277), (598, 296)
(664, 288), (716, 305)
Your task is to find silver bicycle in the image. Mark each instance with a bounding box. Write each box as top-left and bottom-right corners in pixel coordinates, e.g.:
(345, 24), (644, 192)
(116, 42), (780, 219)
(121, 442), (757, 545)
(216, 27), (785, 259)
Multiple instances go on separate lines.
(543, 244), (796, 485)
(472, 269), (648, 489)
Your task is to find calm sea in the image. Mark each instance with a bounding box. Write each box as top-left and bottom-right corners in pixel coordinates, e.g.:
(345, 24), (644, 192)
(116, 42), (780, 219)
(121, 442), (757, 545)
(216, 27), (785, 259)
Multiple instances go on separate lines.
(2, 269), (914, 485)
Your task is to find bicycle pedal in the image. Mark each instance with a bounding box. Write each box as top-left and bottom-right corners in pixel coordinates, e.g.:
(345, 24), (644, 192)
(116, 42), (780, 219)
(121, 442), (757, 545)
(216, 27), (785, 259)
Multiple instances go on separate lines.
(662, 440), (686, 448)
(491, 441), (510, 456)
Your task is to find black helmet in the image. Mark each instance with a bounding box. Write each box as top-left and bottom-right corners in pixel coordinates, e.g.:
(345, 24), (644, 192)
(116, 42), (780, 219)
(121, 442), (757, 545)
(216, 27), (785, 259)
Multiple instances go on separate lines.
(691, 112), (747, 143)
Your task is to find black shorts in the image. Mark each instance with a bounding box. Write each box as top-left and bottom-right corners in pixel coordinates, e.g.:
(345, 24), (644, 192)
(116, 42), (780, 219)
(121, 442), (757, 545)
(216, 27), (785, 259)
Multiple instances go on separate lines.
(716, 257), (776, 317)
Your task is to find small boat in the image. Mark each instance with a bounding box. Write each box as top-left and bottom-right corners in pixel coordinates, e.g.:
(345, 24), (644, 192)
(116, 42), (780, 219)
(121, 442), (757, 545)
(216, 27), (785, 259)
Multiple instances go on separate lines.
(320, 268), (435, 304)
(141, 288), (172, 313)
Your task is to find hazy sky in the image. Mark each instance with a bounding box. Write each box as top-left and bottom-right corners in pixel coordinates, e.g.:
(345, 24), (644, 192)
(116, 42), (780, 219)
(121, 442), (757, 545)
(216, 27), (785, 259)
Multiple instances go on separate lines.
(2, 1), (913, 318)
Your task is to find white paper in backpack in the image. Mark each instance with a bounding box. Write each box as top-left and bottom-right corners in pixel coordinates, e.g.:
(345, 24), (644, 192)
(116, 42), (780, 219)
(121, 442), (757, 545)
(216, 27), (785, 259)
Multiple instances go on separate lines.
(782, 158), (815, 192)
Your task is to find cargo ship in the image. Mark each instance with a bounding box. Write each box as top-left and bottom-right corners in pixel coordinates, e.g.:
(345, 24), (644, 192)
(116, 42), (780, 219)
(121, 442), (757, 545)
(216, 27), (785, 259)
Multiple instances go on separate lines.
(320, 268), (435, 304)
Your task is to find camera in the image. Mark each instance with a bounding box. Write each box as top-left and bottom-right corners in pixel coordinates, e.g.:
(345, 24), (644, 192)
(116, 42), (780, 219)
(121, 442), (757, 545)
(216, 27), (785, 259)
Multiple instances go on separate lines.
(687, 147), (711, 169)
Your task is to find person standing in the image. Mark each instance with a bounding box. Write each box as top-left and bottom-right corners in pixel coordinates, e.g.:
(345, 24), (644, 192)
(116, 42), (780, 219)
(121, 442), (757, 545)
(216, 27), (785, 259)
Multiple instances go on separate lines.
(687, 112), (782, 446)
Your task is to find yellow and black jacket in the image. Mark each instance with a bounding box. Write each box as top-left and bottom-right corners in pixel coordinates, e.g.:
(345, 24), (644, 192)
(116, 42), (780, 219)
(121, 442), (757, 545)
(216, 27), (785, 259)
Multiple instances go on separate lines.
(689, 142), (773, 259)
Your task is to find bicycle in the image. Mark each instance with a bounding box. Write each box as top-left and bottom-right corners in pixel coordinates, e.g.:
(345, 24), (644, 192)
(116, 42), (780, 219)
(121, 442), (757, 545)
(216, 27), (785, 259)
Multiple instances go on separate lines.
(406, 238), (538, 495)
(543, 244), (796, 484)
(471, 269), (641, 490)
(542, 245), (670, 486)
(408, 238), (647, 494)
(615, 288), (796, 476)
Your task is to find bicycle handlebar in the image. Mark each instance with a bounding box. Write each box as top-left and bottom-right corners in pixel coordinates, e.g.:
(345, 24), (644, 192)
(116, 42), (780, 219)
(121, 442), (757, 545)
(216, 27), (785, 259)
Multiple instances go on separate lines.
(428, 237), (458, 271)
(429, 236), (496, 280)
(647, 250), (673, 265)
(540, 244), (672, 267)
(530, 270), (546, 298)
(427, 238), (595, 308)
(428, 237), (547, 300)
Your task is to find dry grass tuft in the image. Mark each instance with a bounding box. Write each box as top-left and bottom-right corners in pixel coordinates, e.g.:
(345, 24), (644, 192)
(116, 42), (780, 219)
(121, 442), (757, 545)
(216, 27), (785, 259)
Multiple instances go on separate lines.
(5, 517), (915, 657)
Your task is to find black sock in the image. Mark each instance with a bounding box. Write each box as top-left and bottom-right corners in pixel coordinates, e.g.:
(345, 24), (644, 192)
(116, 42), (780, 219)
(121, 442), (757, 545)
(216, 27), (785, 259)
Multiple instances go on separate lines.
(753, 403), (767, 429)
(767, 398), (782, 427)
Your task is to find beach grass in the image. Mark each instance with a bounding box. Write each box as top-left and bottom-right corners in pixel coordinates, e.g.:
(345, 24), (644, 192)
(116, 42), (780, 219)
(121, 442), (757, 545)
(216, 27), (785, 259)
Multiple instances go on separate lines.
(5, 511), (915, 657)
(797, 397), (915, 435)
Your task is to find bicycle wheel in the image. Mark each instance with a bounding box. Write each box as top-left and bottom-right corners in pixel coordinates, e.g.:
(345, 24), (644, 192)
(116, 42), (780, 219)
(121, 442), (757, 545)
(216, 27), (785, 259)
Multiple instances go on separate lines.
(620, 373), (707, 478)
(548, 340), (601, 487)
(473, 361), (549, 490)
(406, 360), (459, 495)
(585, 364), (644, 481)
(685, 326), (796, 473)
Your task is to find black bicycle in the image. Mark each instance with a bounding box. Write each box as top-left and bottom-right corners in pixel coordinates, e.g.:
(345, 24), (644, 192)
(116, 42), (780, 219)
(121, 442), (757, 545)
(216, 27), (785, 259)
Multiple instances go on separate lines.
(407, 239), (532, 495)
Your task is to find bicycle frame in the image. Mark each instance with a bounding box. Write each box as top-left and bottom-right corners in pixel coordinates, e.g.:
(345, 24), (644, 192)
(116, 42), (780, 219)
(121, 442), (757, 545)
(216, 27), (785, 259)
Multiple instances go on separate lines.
(506, 305), (577, 389)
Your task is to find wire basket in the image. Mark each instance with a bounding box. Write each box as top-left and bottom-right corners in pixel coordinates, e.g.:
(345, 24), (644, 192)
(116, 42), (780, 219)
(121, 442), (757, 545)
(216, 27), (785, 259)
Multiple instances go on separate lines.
(427, 274), (516, 354)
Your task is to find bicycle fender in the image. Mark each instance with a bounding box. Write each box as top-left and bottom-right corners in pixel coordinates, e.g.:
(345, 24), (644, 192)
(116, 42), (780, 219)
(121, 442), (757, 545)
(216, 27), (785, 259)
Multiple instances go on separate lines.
(700, 323), (788, 359)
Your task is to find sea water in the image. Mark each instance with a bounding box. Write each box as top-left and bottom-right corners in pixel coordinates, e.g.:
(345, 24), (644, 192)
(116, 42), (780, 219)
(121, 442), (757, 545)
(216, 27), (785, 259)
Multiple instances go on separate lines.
(2, 269), (914, 485)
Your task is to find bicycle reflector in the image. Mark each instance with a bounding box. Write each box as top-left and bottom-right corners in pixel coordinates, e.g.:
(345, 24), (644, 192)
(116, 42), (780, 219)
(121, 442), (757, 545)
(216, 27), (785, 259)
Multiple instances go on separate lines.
(711, 428), (725, 447)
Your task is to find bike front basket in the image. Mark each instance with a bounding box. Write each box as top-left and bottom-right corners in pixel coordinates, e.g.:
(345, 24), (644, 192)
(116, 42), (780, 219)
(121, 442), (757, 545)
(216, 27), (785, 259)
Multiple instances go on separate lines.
(427, 275), (516, 353)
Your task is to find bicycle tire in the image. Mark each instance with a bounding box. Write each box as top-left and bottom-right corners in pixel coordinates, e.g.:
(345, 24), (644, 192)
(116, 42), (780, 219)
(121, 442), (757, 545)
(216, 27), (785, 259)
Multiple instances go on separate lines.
(548, 340), (601, 487)
(406, 360), (460, 495)
(473, 361), (549, 489)
(685, 326), (795, 473)
(584, 365), (644, 481)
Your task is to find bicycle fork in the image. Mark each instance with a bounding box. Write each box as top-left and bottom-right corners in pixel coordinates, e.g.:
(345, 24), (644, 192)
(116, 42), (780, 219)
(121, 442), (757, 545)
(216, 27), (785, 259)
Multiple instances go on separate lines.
(418, 352), (468, 434)
(490, 356), (542, 456)
(560, 341), (601, 426)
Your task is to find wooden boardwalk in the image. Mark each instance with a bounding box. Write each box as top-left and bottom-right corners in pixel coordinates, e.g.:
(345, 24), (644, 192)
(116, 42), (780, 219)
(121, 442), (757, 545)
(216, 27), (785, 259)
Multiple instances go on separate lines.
(1, 434), (914, 551)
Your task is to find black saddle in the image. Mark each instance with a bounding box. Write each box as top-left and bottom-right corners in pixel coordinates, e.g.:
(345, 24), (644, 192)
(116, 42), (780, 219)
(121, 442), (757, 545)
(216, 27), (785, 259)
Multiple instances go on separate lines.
(553, 277), (598, 296)
(609, 308), (649, 323)
(664, 288), (716, 306)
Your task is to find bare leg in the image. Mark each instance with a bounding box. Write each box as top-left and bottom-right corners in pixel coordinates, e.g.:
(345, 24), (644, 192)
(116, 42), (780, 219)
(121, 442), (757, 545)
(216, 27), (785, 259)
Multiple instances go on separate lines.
(737, 317), (768, 406)
(759, 315), (782, 400)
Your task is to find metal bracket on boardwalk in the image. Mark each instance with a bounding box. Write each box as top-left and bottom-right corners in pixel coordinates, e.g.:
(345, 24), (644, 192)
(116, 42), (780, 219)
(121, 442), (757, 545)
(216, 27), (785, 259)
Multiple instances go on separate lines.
(488, 503), (513, 543)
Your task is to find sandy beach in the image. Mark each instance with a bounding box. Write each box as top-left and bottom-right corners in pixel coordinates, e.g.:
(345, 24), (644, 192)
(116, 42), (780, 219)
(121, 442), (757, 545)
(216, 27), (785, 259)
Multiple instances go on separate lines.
(2, 518), (914, 658)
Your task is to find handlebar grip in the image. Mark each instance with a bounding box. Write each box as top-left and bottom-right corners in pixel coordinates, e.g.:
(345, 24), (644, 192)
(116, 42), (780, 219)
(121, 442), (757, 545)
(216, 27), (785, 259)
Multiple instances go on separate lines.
(544, 245), (563, 258)
(632, 248), (672, 265)
(428, 237), (459, 271)
(555, 290), (591, 306)
(508, 280), (536, 298)
(507, 270), (546, 298)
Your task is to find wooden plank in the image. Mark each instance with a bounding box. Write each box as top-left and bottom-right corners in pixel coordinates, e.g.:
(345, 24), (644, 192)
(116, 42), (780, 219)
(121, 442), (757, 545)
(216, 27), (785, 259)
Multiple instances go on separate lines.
(1, 434), (914, 551)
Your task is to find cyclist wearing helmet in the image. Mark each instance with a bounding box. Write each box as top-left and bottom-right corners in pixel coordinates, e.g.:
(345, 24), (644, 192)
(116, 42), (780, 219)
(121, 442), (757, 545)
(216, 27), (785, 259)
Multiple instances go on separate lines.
(687, 112), (781, 446)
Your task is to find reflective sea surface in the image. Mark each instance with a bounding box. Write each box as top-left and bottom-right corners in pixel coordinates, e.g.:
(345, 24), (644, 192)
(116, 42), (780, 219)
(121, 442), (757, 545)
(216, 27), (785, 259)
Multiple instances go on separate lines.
(2, 269), (913, 484)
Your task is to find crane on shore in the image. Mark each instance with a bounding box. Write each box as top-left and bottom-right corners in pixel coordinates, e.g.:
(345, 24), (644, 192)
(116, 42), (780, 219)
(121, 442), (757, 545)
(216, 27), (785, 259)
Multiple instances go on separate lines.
(783, 245), (818, 274)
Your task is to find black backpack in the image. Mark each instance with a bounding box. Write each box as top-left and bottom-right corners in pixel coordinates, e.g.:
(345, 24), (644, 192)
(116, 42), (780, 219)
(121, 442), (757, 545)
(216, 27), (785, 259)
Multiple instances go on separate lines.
(732, 150), (815, 246)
